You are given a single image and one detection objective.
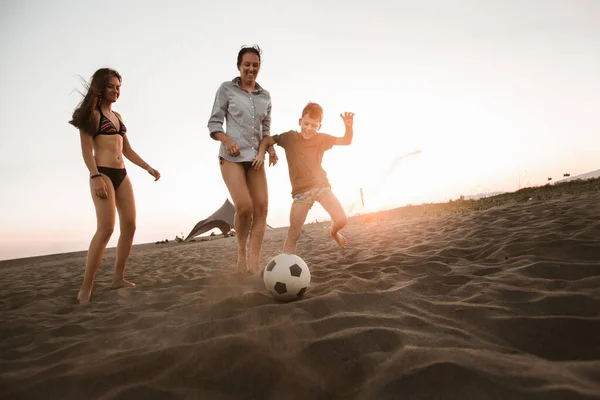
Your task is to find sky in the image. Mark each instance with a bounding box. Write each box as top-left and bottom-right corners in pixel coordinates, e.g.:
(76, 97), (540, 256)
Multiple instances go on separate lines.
(0, 0), (598, 261)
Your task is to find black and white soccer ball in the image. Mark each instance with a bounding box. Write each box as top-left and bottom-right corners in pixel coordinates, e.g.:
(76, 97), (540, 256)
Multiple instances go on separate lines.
(263, 253), (311, 302)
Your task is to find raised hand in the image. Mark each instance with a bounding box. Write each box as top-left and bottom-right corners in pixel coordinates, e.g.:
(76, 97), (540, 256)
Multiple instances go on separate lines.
(340, 112), (355, 127)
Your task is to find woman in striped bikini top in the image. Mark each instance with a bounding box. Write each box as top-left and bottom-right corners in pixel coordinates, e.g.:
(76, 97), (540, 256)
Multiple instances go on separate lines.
(68, 67), (160, 305)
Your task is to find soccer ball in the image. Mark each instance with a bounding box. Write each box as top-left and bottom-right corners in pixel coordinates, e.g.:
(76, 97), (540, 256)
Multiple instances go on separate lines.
(263, 253), (311, 302)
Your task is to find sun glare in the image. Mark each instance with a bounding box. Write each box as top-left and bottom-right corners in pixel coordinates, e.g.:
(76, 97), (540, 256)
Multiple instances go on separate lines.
(315, 85), (540, 216)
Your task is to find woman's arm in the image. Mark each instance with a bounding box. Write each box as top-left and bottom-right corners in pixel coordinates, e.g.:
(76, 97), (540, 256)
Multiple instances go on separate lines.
(79, 111), (109, 198)
(80, 132), (99, 177)
(79, 111), (101, 175)
(122, 135), (161, 181)
(207, 84), (240, 157)
(208, 83), (229, 142)
(262, 100), (276, 157)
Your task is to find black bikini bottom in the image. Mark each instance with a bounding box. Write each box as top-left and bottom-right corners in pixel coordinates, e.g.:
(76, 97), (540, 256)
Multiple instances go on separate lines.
(98, 166), (127, 190)
(219, 156), (253, 172)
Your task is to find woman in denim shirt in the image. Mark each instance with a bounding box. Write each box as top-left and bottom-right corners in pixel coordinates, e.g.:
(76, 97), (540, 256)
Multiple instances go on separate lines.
(208, 45), (278, 275)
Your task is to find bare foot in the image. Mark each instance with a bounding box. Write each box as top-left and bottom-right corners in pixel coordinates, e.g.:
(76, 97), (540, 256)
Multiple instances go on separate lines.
(248, 265), (262, 275)
(77, 287), (91, 304)
(329, 228), (348, 248)
(111, 279), (136, 289)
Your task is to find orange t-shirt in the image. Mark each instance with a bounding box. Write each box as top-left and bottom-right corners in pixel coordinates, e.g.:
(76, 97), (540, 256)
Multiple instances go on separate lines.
(273, 130), (337, 197)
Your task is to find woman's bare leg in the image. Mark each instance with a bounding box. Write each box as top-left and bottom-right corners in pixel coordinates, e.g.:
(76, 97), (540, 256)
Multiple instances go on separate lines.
(246, 165), (269, 273)
(220, 159), (254, 273)
(78, 176), (116, 304)
(112, 176), (136, 288)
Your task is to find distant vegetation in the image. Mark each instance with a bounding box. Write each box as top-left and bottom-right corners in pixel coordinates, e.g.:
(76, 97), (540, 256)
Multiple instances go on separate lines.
(352, 177), (600, 224)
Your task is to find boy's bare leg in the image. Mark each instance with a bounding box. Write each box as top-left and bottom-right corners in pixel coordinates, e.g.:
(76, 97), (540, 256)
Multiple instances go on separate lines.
(318, 191), (348, 248)
(283, 202), (312, 254)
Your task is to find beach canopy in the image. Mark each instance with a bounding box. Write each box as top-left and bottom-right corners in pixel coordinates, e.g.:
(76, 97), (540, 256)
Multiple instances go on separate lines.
(185, 199), (274, 242)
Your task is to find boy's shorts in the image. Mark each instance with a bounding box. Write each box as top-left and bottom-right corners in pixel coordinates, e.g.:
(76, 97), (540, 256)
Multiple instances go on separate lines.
(293, 187), (331, 205)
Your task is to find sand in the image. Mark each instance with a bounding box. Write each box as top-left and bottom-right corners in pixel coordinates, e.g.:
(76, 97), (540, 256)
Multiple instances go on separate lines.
(1, 191), (600, 399)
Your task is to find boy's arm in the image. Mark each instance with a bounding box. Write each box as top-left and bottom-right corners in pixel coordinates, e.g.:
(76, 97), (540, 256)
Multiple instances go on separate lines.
(334, 124), (353, 146)
(258, 135), (276, 156)
(252, 135), (277, 169)
(335, 112), (354, 146)
(122, 135), (161, 181)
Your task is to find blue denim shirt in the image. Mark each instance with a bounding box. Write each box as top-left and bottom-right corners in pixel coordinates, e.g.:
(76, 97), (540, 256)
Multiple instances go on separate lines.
(208, 77), (272, 162)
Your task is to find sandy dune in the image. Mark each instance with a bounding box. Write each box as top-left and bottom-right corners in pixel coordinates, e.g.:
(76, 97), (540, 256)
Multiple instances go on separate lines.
(1, 191), (599, 399)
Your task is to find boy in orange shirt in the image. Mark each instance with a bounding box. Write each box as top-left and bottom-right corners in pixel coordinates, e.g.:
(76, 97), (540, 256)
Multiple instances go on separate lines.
(253, 102), (354, 254)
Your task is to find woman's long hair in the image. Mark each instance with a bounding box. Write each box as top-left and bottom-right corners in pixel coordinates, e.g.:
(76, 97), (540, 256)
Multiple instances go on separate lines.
(69, 68), (122, 133)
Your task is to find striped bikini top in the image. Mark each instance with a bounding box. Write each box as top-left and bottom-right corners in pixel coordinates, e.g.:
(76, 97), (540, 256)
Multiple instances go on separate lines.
(94, 108), (127, 138)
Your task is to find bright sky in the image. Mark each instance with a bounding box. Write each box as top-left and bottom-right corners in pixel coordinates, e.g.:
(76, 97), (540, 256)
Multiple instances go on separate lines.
(1, 0), (598, 260)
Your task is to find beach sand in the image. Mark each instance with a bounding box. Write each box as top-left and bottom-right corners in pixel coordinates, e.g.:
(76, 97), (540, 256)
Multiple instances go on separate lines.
(1, 190), (600, 399)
